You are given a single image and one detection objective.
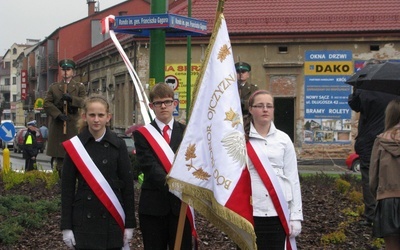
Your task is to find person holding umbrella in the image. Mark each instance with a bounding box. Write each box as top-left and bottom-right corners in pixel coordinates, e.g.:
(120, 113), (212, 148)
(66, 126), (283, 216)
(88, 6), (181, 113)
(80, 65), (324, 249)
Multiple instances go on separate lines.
(348, 59), (399, 226)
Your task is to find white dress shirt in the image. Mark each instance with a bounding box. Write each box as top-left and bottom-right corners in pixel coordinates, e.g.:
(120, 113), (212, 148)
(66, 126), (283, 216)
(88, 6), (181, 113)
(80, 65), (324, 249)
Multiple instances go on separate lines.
(155, 118), (173, 139)
(248, 122), (303, 221)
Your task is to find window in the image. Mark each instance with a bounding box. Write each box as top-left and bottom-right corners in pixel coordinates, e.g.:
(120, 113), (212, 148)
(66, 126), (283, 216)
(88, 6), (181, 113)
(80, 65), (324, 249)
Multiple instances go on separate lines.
(12, 48), (17, 54)
(12, 95), (17, 102)
(12, 77), (16, 85)
(278, 46), (288, 53)
(5, 78), (10, 86)
(370, 45), (380, 51)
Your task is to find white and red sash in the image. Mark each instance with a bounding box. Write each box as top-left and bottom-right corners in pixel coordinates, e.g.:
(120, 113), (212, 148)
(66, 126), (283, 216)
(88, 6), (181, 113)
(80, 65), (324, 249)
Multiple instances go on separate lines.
(137, 124), (198, 238)
(63, 136), (125, 232)
(246, 141), (297, 250)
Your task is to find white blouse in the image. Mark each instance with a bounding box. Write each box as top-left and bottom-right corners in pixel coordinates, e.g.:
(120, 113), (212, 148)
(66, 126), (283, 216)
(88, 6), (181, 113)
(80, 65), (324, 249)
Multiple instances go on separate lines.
(248, 122), (303, 221)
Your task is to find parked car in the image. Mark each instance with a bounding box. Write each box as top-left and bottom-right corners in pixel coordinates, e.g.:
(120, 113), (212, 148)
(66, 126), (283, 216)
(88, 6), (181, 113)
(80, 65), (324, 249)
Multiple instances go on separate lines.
(117, 133), (140, 179)
(2, 125), (26, 149)
(345, 152), (360, 172)
(117, 134), (136, 156)
(13, 128), (45, 153)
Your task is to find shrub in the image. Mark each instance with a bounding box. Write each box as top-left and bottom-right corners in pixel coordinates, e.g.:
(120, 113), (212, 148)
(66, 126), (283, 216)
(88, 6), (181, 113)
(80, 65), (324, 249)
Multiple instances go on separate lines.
(321, 230), (346, 245)
(335, 178), (351, 194)
(0, 222), (24, 245)
(372, 238), (385, 249)
(1, 170), (58, 190)
(341, 207), (359, 217)
(0, 170), (60, 246)
(347, 190), (363, 205)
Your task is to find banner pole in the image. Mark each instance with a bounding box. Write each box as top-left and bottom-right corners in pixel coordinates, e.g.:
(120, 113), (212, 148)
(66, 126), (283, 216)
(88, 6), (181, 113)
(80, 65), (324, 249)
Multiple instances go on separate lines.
(174, 202), (189, 250)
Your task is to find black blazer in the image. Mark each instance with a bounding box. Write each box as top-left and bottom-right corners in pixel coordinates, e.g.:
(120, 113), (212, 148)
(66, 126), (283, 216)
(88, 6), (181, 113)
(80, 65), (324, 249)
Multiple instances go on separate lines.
(133, 119), (186, 216)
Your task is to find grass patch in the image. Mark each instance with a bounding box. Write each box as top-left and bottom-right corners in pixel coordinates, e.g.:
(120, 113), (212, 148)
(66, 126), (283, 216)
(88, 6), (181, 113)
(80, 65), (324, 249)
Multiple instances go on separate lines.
(0, 195), (60, 245)
(0, 169), (60, 246)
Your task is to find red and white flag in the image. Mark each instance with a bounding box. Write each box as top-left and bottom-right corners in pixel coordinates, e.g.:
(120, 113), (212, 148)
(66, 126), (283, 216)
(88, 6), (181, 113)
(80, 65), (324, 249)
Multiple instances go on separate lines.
(167, 13), (256, 250)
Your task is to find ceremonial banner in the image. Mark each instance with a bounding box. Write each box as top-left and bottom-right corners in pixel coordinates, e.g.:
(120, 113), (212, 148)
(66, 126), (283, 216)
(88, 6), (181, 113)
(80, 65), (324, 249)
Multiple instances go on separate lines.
(167, 13), (256, 250)
(101, 15), (154, 124)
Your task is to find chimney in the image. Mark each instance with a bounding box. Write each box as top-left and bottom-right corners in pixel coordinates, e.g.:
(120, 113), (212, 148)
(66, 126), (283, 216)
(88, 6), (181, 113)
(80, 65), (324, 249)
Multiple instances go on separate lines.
(87, 0), (96, 16)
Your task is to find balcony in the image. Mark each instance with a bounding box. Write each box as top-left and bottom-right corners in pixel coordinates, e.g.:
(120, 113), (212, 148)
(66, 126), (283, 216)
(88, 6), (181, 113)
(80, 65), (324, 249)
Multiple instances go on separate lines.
(22, 98), (33, 110)
(0, 67), (10, 76)
(1, 102), (11, 109)
(29, 67), (35, 77)
(40, 58), (47, 75)
(0, 85), (11, 93)
(29, 67), (37, 81)
(48, 53), (58, 71)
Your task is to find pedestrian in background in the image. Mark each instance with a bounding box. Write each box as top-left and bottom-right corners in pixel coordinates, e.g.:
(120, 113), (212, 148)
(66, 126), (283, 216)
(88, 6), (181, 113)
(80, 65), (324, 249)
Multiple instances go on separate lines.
(236, 61), (258, 116)
(39, 124), (48, 139)
(370, 99), (400, 249)
(39, 124), (48, 151)
(244, 90), (303, 249)
(348, 59), (399, 226)
(61, 94), (135, 249)
(23, 120), (39, 171)
(44, 59), (86, 178)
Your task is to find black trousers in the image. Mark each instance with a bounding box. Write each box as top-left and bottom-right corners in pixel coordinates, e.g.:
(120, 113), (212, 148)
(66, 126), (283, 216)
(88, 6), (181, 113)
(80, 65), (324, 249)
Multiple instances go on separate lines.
(54, 157), (64, 178)
(139, 212), (192, 250)
(25, 157), (36, 171)
(360, 157), (376, 222)
(254, 216), (286, 250)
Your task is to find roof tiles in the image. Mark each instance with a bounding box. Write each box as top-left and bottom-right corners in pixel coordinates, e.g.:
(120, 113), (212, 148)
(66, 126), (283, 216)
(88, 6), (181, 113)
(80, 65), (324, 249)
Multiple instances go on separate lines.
(170, 0), (400, 34)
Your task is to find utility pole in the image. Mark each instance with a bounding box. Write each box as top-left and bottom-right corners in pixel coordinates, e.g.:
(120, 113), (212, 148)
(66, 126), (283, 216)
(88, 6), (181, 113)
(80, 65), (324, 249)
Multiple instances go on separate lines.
(186, 0), (192, 121)
(149, 1), (167, 85)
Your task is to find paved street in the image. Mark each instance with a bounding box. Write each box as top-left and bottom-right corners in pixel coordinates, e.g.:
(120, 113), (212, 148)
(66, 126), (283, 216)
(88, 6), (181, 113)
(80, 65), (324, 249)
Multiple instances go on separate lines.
(0, 146), (358, 175)
(0, 148), (52, 171)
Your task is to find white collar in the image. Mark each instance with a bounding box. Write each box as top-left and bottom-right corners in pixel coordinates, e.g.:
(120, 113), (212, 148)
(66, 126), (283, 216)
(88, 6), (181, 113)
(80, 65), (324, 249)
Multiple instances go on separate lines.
(155, 118), (174, 132)
(249, 121), (277, 140)
(95, 130), (107, 142)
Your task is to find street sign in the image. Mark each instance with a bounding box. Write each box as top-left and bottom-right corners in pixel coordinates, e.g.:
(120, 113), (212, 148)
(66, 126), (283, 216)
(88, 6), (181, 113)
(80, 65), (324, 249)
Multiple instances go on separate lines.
(173, 92), (179, 116)
(165, 75), (179, 90)
(113, 14), (207, 37)
(0, 122), (16, 142)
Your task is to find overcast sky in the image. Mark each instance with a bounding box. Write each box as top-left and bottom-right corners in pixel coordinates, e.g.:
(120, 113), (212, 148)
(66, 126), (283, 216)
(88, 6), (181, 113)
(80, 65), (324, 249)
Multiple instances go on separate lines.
(0, 0), (127, 56)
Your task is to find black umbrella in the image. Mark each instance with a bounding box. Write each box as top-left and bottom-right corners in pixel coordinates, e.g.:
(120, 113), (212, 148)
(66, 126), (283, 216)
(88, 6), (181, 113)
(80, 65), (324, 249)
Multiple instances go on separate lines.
(345, 61), (400, 95)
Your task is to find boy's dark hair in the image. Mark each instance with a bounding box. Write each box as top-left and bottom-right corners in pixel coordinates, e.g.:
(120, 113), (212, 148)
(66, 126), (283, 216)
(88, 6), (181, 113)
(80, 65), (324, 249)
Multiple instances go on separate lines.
(149, 83), (174, 102)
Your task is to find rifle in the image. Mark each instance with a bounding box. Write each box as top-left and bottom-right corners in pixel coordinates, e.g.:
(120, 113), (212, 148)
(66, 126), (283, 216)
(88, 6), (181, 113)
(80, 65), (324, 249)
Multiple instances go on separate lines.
(63, 78), (68, 135)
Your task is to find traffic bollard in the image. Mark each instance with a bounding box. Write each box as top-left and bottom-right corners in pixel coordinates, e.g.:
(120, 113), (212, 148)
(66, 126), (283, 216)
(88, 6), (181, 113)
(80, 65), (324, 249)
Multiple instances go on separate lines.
(2, 147), (10, 174)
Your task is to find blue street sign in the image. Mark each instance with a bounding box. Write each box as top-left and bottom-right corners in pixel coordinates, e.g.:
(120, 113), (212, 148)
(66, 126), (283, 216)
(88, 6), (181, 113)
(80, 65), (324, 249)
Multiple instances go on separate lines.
(0, 122), (15, 142)
(113, 14), (207, 37)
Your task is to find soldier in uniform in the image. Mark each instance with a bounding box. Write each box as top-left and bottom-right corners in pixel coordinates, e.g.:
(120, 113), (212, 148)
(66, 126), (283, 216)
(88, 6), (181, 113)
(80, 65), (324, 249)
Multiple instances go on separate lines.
(44, 59), (86, 177)
(236, 61), (258, 116)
